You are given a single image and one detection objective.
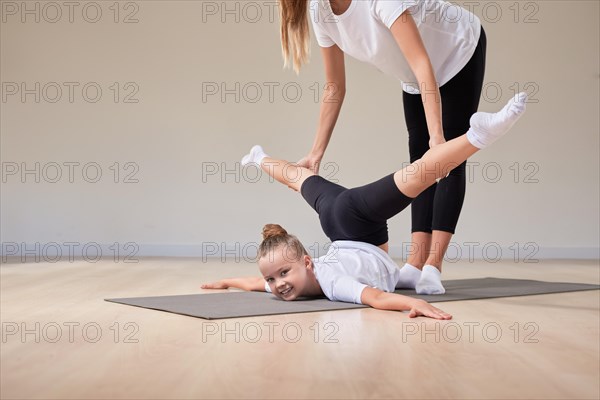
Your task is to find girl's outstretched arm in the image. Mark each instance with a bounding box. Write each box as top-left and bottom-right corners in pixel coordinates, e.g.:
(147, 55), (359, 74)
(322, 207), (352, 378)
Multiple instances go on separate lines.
(361, 287), (452, 320)
(201, 276), (266, 292)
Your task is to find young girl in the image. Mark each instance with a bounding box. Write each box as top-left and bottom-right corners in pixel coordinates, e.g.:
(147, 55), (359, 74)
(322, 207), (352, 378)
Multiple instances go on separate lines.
(202, 93), (528, 320)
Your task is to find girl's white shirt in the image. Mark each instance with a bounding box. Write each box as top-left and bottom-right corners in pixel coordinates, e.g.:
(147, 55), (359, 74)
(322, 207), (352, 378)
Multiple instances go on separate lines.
(265, 240), (403, 304)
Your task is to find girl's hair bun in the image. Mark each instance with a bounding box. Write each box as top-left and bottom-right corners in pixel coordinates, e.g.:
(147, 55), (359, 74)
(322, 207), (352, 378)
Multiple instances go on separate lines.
(262, 224), (288, 240)
(258, 224), (307, 262)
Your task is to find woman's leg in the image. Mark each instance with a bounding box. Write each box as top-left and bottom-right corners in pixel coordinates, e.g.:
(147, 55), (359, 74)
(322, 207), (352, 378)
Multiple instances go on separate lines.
(426, 27), (488, 273)
(402, 27), (487, 293)
(403, 90), (435, 268)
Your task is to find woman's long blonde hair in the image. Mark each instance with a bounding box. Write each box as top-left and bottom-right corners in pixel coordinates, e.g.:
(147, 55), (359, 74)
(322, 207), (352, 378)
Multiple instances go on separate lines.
(278, 0), (311, 74)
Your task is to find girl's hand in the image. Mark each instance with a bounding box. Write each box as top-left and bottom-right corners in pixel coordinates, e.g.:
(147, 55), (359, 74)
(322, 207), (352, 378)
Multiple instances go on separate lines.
(296, 153), (322, 175)
(201, 281), (229, 290)
(408, 299), (452, 320)
(429, 135), (446, 149)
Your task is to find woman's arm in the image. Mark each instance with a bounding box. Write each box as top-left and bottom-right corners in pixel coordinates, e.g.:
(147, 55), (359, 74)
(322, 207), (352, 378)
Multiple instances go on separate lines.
(298, 44), (347, 173)
(201, 276), (266, 292)
(389, 11), (445, 147)
(361, 286), (452, 319)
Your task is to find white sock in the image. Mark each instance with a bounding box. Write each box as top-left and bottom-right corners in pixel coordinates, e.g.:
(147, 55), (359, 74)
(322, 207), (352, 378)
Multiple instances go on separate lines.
(395, 263), (422, 289)
(416, 265), (445, 295)
(241, 145), (268, 167)
(467, 92), (528, 149)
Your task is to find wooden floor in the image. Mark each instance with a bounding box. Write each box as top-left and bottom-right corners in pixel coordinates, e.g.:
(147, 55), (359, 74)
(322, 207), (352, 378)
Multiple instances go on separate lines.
(1, 257), (598, 400)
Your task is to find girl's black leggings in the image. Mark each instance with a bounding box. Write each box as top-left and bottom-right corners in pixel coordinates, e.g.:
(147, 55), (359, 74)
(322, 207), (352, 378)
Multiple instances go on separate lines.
(403, 27), (487, 234)
(300, 173), (413, 247)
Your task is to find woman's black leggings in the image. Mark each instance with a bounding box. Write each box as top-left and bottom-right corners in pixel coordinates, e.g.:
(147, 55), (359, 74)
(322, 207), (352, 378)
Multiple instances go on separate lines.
(403, 27), (487, 234)
(300, 173), (413, 247)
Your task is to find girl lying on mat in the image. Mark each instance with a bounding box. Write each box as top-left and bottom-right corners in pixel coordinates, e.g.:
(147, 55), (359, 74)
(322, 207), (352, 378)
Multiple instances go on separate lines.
(202, 94), (528, 320)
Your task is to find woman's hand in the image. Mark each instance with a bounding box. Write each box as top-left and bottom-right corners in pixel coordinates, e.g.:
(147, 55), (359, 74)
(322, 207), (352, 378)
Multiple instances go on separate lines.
(296, 152), (323, 174)
(408, 299), (452, 320)
(201, 280), (229, 290)
(429, 134), (446, 149)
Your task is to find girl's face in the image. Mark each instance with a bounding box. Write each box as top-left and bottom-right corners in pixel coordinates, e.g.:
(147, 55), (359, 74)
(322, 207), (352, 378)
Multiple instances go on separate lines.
(259, 245), (312, 301)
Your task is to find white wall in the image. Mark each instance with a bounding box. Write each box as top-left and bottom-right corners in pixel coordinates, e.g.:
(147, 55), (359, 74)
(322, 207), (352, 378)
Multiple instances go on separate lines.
(1, 1), (598, 262)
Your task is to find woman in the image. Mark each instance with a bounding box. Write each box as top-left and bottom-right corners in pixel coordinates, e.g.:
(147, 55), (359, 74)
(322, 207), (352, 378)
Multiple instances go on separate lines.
(201, 93), (528, 320)
(278, 0), (488, 294)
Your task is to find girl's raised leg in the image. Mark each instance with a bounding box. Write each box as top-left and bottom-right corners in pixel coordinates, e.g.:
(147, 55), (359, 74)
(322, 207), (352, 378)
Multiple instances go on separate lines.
(241, 145), (315, 192)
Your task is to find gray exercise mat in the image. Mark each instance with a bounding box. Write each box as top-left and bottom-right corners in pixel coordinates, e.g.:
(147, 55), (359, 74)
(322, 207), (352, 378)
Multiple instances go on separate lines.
(105, 277), (599, 320)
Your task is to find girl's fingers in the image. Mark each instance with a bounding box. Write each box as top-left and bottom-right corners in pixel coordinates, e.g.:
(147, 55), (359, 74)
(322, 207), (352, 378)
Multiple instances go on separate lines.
(424, 307), (452, 320)
(435, 311), (452, 320)
(201, 282), (219, 289)
(431, 306), (452, 319)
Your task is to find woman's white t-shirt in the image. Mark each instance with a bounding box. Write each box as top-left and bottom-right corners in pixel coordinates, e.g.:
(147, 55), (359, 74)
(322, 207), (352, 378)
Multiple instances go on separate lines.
(309, 0), (482, 94)
(265, 241), (403, 304)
